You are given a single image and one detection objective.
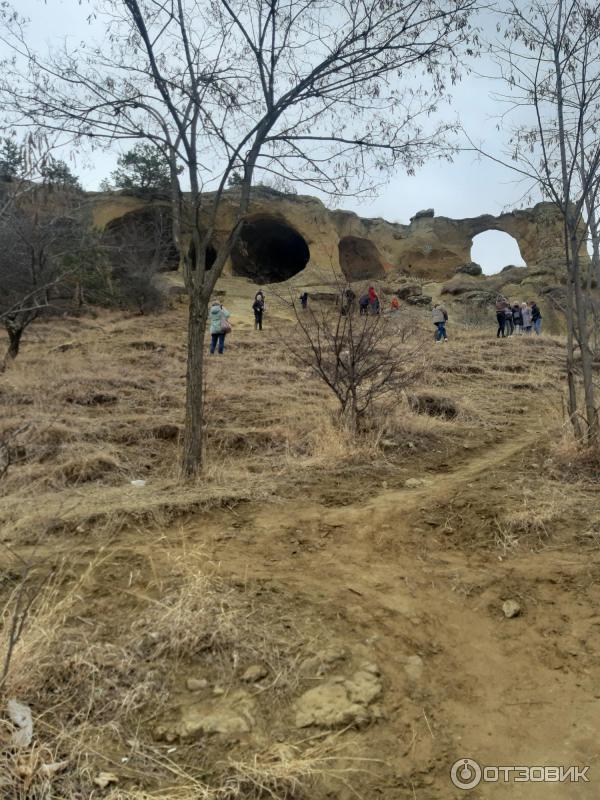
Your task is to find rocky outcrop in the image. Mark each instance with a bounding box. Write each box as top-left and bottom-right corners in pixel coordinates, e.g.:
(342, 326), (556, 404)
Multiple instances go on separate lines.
(91, 188), (584, 285)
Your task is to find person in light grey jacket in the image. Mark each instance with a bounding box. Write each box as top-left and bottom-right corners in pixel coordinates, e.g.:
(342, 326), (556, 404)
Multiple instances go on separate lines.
(209, 301), (231, 354)
(431, 303), (448, 342)
(521, 302), (532, 334)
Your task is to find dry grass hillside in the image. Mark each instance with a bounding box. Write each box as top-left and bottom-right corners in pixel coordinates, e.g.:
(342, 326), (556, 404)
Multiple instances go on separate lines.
(1, 276), (599, 799)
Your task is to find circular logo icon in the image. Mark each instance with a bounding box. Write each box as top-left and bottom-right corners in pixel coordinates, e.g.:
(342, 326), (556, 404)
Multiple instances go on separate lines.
(450, 758), (482, 790)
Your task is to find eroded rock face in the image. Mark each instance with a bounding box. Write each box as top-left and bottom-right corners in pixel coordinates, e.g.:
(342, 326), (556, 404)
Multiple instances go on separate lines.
(92, 189), (582, 284)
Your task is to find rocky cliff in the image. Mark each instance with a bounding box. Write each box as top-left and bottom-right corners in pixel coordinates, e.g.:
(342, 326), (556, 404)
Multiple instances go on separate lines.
(91, 187), (584, 285)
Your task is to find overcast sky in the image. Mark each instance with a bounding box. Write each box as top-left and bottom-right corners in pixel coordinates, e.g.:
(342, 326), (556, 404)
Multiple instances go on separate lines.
(6, 0), (535, 274)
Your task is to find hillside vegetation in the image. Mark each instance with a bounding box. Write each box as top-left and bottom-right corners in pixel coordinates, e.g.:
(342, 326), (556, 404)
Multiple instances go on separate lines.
(0, 277), (599, 799)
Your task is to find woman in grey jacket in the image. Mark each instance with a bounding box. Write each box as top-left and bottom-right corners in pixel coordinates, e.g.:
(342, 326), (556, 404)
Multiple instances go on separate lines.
(209, 301), (231, 354)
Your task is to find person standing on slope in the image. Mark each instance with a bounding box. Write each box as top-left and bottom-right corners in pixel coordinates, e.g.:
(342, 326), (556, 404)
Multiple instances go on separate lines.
(432, 302), (448, 342)
(512, 302), (523, 334)
(368, 286), (380, 315)
(252, 293), (264, 330)
(209, 300), (231, 354)
(521, 301), (532, 334)
(530, 301), (542, 335)
(495, 295), (509, 338)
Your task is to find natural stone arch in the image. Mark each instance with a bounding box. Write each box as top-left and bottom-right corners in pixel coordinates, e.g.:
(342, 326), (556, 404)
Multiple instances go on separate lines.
(230, 214), (310, 283)
(338, 236), (385, 281)
(471, 230), (526, 275)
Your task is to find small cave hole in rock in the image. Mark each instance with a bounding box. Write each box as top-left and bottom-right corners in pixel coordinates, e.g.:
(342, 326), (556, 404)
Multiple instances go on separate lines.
(231, 216), (310, 283)
(471, 231), (526, 276)
(338, 236), (386, 281)
(189, 241), (217, 270)
(104, 207), (180, 271)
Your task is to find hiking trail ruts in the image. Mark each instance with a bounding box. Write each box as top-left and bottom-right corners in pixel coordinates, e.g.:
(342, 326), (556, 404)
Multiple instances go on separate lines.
(184, 409), (600, 799)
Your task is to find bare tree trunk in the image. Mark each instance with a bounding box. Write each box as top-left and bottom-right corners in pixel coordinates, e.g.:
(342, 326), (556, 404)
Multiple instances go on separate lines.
(570, 229), (599, 443)
(181, 287), (208, 476)
(562, 220), (583, 439)
(5, 326), (23, 362)
(589, 205), (600, 288)
(585, 203), (600, 355)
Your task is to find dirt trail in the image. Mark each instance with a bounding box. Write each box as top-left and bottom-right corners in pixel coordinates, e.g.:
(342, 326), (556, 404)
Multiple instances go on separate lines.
(176, 404), (600, 798)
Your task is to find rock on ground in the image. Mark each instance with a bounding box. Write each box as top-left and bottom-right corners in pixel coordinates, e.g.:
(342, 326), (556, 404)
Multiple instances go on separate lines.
(502, 599), (522, 619)
(156, 690), (256, 741)
(294, 663), (382, 728)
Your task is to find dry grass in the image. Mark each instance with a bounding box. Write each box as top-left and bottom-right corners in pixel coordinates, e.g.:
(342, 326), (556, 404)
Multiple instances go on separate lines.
(0, 281), (583, 798)
(0, 533), (338, 798)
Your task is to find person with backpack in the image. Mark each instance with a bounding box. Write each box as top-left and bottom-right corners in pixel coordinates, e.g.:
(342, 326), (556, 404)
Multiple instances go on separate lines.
(358, 292), (369, 315)
(368, 286), (380, 314)
(252, 293), (264, 330)
(209, 300), (231, 354)
(530, 301), (542, 335)
(512, 302), (523, 334)
(432, 302), (448, 342)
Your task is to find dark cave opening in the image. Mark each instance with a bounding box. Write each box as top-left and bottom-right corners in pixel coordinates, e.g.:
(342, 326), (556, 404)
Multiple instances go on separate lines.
(104, 207), (180, 271)
(231, 217), (310, 283)
(338, 236), (385, 281)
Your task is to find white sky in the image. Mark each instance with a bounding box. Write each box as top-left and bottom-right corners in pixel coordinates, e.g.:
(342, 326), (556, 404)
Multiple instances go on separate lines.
(5, 0), (535, 275)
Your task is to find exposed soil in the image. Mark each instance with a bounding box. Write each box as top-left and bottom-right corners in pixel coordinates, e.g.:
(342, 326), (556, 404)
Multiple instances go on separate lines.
(1, 277), (599, 798)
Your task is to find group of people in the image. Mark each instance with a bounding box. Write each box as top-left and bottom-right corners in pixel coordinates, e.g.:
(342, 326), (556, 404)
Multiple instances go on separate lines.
(209, 288), (269, 354)
(495, 296), (542, 337)
(358, 286), (381, 315)
(208, 287), (544, 355)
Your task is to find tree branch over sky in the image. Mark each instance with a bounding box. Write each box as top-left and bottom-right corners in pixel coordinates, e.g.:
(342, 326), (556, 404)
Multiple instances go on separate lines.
(0, 0), (478, 475)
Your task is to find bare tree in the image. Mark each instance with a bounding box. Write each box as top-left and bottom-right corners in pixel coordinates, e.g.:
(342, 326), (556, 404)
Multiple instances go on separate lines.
(468, 0), (600, 443)
(0, 179), (86, 364)
(286, 289), (422, 432)
(1, 0), (477, 474)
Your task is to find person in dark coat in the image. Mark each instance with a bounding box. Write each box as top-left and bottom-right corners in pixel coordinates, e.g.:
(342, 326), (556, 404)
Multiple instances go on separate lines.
(512, 303), (523, 334)
(495, 295), (509, 337)
(252, 294), (264, 330)
(530, 301), (542, 335)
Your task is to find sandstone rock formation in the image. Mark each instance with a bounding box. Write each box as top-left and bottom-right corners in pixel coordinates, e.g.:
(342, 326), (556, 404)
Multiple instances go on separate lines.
(91, 188), (584, 285)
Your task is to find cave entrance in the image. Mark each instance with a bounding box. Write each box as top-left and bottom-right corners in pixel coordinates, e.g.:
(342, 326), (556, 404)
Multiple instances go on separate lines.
(104, 207), (180, 271)
(471, 231), (526, 275)
(338, 236), (385, 281)
(231, 216), (310, 283)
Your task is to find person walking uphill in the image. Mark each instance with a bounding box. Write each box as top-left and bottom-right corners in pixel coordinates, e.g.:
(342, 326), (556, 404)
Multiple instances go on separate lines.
(252, 294), (264, 330)
(432, 302), (448, 342)
(209, 300), (231, 354)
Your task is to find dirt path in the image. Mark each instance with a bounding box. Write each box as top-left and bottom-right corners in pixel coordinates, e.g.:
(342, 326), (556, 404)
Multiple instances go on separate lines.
(177, 409), (600, 798)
